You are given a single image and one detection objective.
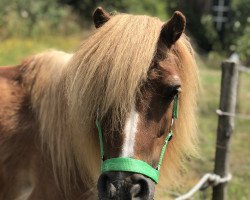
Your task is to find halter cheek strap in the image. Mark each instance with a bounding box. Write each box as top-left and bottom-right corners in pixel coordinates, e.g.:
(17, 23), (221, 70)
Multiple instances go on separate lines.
(95, 95), (178, 183)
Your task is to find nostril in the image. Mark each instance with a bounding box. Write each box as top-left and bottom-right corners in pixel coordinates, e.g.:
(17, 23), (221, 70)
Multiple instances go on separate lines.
(131, 182), (149, 198)
(97, 174), (108, 194)
(130, 183), (141, 197)
(97, 174), (117, 198)
(130, 175), (150, 198)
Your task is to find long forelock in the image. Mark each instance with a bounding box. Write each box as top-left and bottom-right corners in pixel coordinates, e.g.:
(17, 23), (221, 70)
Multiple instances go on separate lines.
(65, 14), (164, 134)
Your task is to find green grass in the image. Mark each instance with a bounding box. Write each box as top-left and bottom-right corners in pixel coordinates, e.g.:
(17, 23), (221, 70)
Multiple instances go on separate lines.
(0, 36), (249, 199)
(0, 34), (90, 65)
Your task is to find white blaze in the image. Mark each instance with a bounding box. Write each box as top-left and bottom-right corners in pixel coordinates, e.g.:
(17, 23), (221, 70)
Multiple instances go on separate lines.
(121, 106), (139, 157)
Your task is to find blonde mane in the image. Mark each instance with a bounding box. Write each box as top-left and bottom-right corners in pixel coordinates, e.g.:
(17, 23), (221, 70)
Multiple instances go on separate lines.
(157, 36), (199, 192)
(25, 13), (199, 196)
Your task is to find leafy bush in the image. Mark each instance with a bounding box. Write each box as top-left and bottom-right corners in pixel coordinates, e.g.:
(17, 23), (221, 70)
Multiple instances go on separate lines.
(0, 0), (80, 39)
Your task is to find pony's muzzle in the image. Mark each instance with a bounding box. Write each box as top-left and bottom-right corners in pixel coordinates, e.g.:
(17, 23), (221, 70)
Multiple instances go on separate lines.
(97, 172), (155, 200)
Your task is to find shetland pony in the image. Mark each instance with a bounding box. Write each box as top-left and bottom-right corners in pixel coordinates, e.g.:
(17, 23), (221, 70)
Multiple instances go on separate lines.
(0, 8), (198, 200)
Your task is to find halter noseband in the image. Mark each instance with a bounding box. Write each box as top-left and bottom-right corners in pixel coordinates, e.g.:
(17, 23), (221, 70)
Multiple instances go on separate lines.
(95, 95), (178, 183)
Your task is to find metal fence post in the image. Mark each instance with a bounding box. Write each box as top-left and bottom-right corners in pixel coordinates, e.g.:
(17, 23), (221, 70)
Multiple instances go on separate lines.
(212, 61), (238, 200)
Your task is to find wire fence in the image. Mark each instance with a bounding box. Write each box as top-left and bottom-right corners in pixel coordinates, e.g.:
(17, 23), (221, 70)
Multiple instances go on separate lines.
(175, 173), (232, 200)
(173, 59), (249, 200)
(216, 109), (250, 120)
(238, 65), (250, 73)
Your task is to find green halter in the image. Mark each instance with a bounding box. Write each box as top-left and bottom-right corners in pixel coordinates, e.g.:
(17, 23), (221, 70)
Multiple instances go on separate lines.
(95, 95), (178, 183)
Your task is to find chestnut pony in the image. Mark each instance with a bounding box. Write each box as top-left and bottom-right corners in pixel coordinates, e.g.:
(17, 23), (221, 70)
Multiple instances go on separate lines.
(0, 8), (198, 200)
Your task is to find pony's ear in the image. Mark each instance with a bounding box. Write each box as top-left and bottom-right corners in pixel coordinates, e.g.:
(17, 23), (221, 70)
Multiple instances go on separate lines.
(160, 11), (186, 48)
(93, 7), (111, 28)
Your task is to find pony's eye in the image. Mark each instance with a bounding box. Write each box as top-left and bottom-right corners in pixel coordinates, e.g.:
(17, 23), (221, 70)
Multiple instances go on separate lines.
(163, 85), (181, 99)
(170, 85), (181, 96)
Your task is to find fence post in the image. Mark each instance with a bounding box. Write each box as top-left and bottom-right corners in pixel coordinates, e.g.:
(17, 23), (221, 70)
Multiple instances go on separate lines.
(212, 61), (238, 200)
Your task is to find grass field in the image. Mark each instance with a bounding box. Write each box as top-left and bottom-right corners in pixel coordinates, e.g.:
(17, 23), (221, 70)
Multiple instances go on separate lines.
(179, 67), (250, 200)
(0, 35), (249, 199)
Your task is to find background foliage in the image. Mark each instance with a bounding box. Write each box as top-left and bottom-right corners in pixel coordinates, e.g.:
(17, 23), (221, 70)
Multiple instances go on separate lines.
(228, 0), (250, 64)
(165, 0), (250, 64)
(59, 0), (168, 25)
(0, 0), (248, 64)
(0, 0), (80, 39)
